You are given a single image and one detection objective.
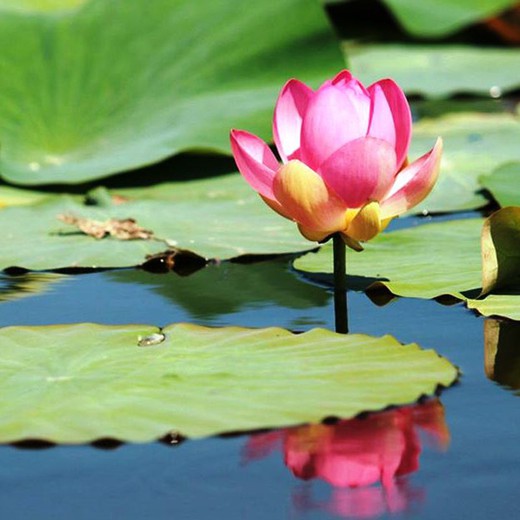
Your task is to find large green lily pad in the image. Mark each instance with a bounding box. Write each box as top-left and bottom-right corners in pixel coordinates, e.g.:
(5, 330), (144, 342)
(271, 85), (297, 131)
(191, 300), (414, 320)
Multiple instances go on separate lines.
(480, 163), (520, 207)
(346, 44), (520, 99)
(294, 218), (484, 299)
(0, 178), (312, 270)
(410, 112), (520, 213)
(381, 0), (518, 38)
(0, 323), (458, 443)
(0, 0), (341, 185)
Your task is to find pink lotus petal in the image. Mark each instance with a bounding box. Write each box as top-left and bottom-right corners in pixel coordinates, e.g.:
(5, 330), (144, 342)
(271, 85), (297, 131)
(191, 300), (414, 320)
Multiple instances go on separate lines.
(273, 79), (313, 162)
(272, 160), (348, 233)
(331, 70), (353, 87)
(319, 137), (397, 208)
(380, 138), (443, 219)
(230, 129), (279, 200)
(368, 79), (412, 170)
(300, 81), (371, 170)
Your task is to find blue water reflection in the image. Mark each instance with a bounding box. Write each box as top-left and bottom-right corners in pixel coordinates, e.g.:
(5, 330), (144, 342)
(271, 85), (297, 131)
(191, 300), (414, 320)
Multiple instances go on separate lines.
(1, 257), (520, 519)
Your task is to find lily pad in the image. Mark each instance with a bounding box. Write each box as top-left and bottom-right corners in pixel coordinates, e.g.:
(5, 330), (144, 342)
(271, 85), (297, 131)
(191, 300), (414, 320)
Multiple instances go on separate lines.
(0, 323), (458, 443)
(410, 112), (520, 213)
(480, 163), (520, 207)
(481, 207), (520, 294)
(0, 0), (341, 185)
(467, 294), (520, 321)
(0, 0), (86, 12)
(346, 43), (520, 98)
(0, 180), (312, 270)
(381, 0), (518, 38)
(294, 218), (484, 299)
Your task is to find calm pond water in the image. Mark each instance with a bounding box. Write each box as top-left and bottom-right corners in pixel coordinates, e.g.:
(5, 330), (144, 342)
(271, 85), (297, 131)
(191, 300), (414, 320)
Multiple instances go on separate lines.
(0, 213), (519, 519)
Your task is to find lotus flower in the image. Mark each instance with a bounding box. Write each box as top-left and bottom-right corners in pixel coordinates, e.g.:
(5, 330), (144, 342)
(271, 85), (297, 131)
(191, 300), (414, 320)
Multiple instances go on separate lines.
(230, 70), (442, 250)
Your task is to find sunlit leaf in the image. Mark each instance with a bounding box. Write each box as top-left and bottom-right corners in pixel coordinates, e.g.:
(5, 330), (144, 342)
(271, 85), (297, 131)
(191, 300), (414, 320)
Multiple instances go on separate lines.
(480, 162), (520, 207)
(294, 218), (483, 300)
(467, 294), (520, 320)
(0, 323), (458, 443)
(410, 113), (520, 213)
(346, 43), (520, 98)
(481, 207), (520, 294)
(0, 0), (341, 185)
(0, 178), (312, 270)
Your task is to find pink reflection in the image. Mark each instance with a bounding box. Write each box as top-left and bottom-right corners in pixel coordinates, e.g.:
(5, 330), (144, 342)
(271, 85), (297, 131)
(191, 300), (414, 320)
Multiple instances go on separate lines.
(243, 399), (449, 518)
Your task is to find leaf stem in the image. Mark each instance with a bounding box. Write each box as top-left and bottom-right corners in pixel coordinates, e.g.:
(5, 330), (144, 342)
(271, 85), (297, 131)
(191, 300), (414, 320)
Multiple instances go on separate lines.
(333, 233), (348, 334)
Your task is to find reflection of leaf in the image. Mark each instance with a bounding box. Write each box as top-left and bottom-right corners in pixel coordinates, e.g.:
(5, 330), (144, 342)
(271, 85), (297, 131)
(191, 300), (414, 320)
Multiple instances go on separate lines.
(480, 162), (520, 207)
(294, 218), (483, 300)
(108, 259), (329, 320)
(0, 0), (341, 185)
(0, 323), (457, 443)
(484, 319), (520, 392)
(481, 207), (520, 294)
(0, 273), (63, 303)
(381, 0), (518, 37)
(347, 44), (520, 99)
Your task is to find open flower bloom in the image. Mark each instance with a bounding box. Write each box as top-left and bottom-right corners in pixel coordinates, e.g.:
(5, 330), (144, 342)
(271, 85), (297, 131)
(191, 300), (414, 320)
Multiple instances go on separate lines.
(230, 70), (442, 250)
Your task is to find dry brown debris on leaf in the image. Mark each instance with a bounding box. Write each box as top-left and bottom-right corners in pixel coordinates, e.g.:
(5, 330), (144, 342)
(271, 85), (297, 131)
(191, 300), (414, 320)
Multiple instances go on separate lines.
(58, 214), (154, 240)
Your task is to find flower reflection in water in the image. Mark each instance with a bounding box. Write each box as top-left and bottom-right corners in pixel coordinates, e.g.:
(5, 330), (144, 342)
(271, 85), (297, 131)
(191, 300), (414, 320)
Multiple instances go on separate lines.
(243, 399), (449, 518)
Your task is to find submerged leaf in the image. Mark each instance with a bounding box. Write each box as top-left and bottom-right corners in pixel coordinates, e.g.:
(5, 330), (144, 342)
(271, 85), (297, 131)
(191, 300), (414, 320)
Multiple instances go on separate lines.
(0, 323), (458, 443)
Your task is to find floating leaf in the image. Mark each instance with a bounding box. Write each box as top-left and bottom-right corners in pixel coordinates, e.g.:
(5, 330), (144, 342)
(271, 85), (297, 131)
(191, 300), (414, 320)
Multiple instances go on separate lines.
(0, 323), (458, 443)
(410, 113), (520, 213)
(480, 162), (520, 207)
(0, 180), (312, 270)
(0, 0), (341, 185)
(481, 207), (520, 294)
(294, 218), (483, 300)
(346, 43), (520, 98)
(468, 294), (520, 320)
(381, 0), (518, 37)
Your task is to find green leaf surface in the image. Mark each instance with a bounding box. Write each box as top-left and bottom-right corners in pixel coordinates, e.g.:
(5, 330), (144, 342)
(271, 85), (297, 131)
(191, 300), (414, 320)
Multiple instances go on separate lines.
(0, 0), (85, 12)
(468, 294), (520, 321)
(410, 113), (520, 213)
(0, 323), (458, 443)
(294, 218), (484, 299)
(481, 207), (520, 294)
(0, 0), (341, 185)
(346, 43), (520, 98)
(480, 163), (520, 207)
(381, 0), (517, 37)
(0, 177), (311, 270)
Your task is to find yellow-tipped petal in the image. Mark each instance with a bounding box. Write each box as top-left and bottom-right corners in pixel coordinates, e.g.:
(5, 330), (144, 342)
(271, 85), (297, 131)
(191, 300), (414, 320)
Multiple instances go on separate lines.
(341, 234), (364, 251)
(297, 224), (330, 242)
(272, 160), (348, 233)
(346, 201), (382, 242)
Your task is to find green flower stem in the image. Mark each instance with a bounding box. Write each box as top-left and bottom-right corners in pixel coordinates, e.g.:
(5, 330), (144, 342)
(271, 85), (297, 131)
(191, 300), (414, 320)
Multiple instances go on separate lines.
(333, 233), (348, 334)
